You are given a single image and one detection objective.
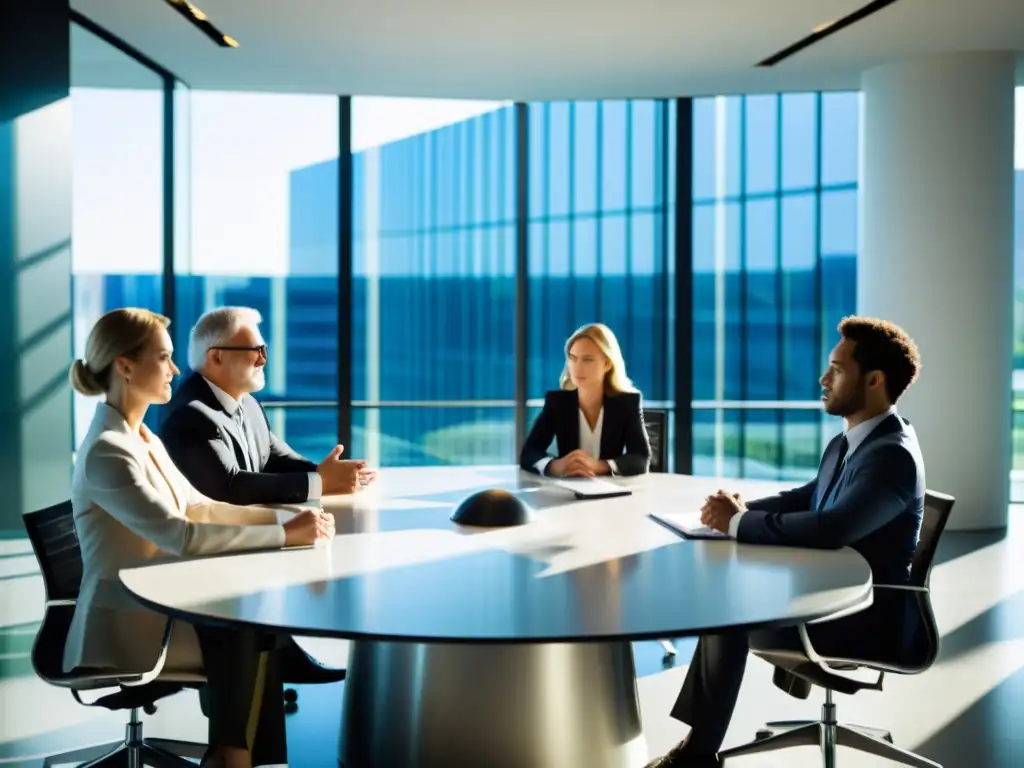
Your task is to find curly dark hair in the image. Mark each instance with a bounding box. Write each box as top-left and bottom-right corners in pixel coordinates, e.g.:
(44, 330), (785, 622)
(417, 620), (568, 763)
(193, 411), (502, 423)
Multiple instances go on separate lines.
(837, 316), (921, 403)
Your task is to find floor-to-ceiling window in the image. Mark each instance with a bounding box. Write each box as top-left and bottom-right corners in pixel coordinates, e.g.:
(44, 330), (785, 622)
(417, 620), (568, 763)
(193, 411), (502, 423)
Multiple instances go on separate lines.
(62, 60), (1023, 483)
(526, 100), (676, 465)
(173, 92), (340, 460)
(69, 77), (869, 474)
(70, 21), (165, 445)
(350, 98), (516, 466)
(691, 92), (860, 481)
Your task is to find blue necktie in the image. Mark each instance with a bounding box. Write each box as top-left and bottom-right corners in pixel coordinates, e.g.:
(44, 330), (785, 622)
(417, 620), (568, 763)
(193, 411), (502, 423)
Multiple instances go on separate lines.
(818, 435), (849, 510)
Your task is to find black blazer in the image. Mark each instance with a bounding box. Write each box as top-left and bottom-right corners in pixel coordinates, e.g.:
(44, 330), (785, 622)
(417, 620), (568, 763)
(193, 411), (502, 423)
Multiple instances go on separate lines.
(519, 390), (651, 476)
(159, 373), (317, 506)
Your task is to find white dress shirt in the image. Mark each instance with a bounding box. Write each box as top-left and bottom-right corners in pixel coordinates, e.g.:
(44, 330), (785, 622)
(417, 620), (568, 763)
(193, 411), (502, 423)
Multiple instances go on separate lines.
(202, 377), (322, 500)
(727, 406), (897, 538)
(534, 407), (620, 476)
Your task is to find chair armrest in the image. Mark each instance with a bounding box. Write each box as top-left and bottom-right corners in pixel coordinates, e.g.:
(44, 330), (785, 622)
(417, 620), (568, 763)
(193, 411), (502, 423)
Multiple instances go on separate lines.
(795, 623), (885, 690)
(119, 617), (175, 687)
(802, 584), (925, 665)
(54, 609), (175, 691)
(806, 593), (874, 625)
(805, 573), (875, 626)
(804, 584), (923, 627)
(58, 669), (149, 690)
(796, 623), (825, 665)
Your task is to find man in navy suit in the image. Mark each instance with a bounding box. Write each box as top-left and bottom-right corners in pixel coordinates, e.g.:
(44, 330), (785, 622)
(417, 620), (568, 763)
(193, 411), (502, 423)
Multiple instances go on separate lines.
(646, 316), (924, 768)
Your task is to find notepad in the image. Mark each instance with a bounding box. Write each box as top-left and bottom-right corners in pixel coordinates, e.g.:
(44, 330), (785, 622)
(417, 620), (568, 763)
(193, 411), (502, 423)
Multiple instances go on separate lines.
(550, 477), (633, 500)
(648, 511), (730, 540)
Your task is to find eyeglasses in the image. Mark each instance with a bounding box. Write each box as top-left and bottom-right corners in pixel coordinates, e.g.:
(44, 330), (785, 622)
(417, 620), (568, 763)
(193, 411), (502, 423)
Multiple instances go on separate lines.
(211, 344), (267, 359)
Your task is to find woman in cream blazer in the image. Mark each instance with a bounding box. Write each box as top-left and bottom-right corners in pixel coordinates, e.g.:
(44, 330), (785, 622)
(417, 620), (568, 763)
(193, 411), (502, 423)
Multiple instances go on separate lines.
(66, 308), (332, 768)
(65, 400), (287, 675)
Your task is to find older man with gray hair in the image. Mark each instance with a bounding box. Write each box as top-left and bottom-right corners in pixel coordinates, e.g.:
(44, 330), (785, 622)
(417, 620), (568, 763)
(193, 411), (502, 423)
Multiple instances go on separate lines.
(161, 306), (374, 506)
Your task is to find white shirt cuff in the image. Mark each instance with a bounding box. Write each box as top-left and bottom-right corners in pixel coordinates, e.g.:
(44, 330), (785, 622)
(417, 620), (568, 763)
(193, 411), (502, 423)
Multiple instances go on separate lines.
(307, 472), (323, 501)
(728, 510), (746, 539)
(607, 459), (619, 476)
(534, 457), (553, 476)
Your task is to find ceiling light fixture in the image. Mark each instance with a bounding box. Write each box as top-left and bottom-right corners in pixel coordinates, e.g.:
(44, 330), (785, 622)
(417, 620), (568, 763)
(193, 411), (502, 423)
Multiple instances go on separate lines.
(163, 0), (239, 48)
(756, 0), (902, 67)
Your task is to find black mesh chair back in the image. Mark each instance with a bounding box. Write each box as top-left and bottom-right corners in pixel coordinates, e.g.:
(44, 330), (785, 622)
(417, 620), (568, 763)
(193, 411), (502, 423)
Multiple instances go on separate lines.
(899, 490), (954, 671)
(23, 500), (82, 602)
(22, 501), (81, 685)
(643, 408), (668, 473)
(911, 490), (954, 588)
(31, 603), (77, 684)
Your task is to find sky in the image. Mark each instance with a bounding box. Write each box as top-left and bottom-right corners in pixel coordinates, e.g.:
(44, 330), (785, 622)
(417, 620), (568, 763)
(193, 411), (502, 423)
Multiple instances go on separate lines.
(70, 88), (1024, 276)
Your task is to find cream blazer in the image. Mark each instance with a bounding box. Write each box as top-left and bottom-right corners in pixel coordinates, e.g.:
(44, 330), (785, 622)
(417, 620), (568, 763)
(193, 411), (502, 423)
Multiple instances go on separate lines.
(63, 402), (287, 676)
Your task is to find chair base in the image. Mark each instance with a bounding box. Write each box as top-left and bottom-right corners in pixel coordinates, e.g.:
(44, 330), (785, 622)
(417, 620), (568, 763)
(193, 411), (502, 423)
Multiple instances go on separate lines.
(83, 741), (200, 768)
(42, 708), (205, 768)
(45, 740), (202, 768)
(720, 722), (941, 768)
(720, 690), (939, 768)
(757, 719), (893, 744)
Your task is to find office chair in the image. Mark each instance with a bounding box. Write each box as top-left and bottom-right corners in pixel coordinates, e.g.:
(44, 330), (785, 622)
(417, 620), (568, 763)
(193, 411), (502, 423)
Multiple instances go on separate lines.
(24, 500), (207, 767)
(642, 408), (678, 658)
(718, 490), (954, 768)
(643, 408), (668, 474)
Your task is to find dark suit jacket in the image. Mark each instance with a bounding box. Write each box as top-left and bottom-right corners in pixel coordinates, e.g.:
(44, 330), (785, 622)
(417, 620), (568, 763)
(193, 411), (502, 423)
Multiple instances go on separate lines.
(741, 413), (925, 660)
(159, 373), (317, 506)
(740, 413), (924, 585)
(519, 390), (651, 476)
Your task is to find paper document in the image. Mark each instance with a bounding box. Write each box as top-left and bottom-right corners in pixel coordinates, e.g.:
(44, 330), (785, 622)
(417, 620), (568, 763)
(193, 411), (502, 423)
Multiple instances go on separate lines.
(550, 477), (632, 499)
(648, 511), (730, 540)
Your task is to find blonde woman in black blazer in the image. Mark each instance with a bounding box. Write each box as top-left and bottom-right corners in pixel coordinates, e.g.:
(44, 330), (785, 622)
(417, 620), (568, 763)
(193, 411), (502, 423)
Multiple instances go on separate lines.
(521, 323), (651, 477)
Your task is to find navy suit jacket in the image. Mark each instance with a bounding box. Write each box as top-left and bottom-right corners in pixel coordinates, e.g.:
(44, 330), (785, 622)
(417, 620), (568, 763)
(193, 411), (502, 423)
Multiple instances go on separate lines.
(740, 413), (924, 586)
(519, 390), (652, 476)
(159, 373), (317, 506)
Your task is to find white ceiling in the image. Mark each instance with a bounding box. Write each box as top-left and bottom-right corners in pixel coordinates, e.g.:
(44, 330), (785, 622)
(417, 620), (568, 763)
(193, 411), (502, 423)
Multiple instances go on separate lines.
(72, 23), (166, 89)
(71, 0), (1024, 98)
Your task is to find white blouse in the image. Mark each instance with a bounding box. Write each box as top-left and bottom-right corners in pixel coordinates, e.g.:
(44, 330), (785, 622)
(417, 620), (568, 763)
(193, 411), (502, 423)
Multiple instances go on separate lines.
(578, 407), (604, 459)
(535, 407), (618, 475)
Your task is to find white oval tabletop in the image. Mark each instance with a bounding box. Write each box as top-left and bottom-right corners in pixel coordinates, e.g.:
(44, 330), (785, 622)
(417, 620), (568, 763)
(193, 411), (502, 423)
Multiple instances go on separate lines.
(120, 466), (872, 643)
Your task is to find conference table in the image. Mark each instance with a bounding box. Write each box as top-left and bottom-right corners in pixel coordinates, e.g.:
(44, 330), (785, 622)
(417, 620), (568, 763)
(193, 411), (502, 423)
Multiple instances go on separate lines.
(120, 465), (873, 768)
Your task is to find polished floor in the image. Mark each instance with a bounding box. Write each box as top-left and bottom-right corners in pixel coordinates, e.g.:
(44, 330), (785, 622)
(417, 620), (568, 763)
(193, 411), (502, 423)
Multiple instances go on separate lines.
(1, 516), (1022, 768)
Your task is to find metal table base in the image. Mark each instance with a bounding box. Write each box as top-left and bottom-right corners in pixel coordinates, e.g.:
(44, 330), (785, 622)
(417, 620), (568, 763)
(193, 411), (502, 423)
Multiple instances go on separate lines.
(339, 639), (648, 768)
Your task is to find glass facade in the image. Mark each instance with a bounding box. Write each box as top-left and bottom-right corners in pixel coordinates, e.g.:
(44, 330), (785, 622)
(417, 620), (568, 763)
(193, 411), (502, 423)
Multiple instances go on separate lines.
(67, 11), (1024, 492)
(349, 98), (516, 466)
(527, 100), (675, 430)
(691, 93), (859, 482)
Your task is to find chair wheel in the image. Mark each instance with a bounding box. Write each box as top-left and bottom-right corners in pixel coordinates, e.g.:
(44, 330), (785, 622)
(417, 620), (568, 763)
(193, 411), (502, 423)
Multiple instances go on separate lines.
(143, 703), (157, 715)
(755, 729), (773, 741)
(284, 688), (298, 703)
